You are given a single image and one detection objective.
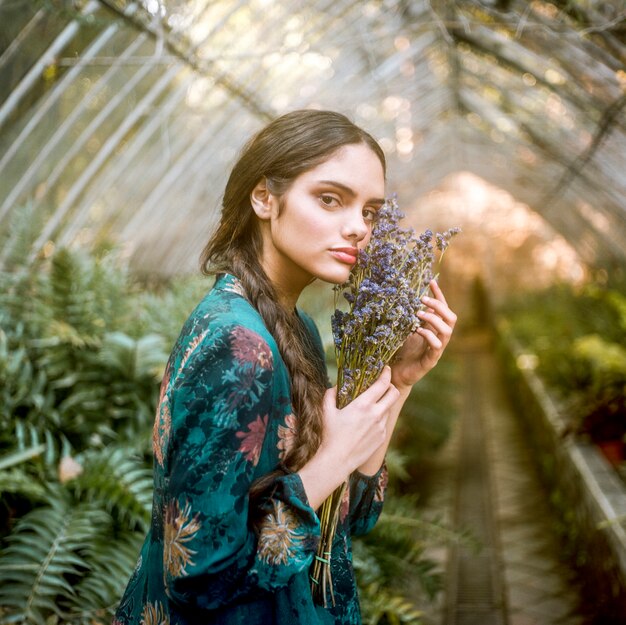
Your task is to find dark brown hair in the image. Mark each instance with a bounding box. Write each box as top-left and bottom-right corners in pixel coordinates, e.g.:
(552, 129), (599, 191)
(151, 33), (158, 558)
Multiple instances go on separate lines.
(200, 110), (386, 489)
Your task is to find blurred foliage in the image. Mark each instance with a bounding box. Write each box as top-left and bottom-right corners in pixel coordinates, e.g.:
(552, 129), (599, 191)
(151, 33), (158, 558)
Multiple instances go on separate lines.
(0, 206), (207, 625)
(394, 358), (457, 467)
(499, 281), (626, 443)
(0, 215), (459, 625)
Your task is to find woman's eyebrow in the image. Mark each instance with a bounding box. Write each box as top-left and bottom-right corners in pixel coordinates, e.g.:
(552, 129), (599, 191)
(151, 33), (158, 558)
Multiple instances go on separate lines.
(317, 180), (385, 206)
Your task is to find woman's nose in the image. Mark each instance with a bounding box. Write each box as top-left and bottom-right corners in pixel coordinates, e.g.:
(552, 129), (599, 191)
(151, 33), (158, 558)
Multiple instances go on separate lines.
(342, 207), (369, 241)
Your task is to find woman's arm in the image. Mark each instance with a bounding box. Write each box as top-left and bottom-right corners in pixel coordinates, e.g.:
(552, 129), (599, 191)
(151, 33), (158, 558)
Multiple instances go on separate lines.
(164, 324), (320, 611)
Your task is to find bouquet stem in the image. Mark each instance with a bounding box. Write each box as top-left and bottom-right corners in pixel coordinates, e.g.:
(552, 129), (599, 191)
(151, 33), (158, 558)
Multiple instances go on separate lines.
(310, 481), (347, 606)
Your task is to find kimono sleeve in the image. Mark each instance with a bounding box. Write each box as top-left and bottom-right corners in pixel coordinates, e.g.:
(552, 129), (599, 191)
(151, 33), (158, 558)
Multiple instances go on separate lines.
(347, 462), (388, 536)
(164, 324), (320, 611)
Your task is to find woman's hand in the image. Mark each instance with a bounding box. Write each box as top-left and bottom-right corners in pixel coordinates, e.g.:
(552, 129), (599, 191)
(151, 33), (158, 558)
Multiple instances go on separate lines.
(390, 280), (457, 391)
(320, 366), (399, 473)
(298, 367), (399, 509)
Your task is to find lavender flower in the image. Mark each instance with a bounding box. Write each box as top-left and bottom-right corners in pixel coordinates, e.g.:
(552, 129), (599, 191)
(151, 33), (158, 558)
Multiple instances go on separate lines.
(311, 197), (461, 605)
(331, 198), (460, 406)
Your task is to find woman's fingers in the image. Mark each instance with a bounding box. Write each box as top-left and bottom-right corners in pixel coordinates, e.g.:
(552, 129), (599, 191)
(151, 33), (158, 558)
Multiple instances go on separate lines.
(377, 379), (401, 410)
(415, 281), (456, 353)
(416, 309), (452, 339)
(416, 283), (456, 351)
(416, 326), (443, 351)
(421, 295), (457, 327)
(429, 279), (448, 306)
(355, 365), (392, 403)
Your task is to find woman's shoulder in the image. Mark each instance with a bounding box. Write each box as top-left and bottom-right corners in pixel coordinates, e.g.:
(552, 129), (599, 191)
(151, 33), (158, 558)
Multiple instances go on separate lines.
(173, 274), (280, 370)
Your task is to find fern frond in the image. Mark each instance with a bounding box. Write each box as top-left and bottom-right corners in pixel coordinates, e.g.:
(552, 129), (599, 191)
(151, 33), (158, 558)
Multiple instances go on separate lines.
(62, 530), (144, 622)
(48, 248), (102, 343)
(0, 445), (45, 471)
(0, 469), (46, 501)
(0, 492), (109, 625)
(354, 495), (452, 604)
(99, 332), (167, 380)
(383, 448), (411, 482)
(5, 424), (71, 473)
(72, 447), (153, 530)
(359, 582), (423, 625)
(380, 512), (480, 551)
(0, 200), (42, 272)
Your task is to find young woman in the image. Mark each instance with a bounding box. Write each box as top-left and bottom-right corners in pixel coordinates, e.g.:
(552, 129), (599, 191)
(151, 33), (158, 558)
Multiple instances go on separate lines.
(113, 110), (456, 625)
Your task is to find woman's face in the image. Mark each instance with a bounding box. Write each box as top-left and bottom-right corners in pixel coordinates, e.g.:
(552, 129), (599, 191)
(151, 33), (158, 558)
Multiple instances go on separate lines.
(254, 143), (385, 301)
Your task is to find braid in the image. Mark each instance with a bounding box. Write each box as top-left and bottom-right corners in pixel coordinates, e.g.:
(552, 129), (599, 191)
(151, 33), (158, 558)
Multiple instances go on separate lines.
(231, 252), (326, 473)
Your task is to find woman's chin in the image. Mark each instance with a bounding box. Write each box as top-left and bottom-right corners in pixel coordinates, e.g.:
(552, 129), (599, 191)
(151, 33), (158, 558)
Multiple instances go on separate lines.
(315, 268), (352, 285)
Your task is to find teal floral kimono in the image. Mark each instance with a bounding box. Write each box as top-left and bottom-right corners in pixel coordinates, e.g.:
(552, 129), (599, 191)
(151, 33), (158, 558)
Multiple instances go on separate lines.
(113, 274), (388, 625)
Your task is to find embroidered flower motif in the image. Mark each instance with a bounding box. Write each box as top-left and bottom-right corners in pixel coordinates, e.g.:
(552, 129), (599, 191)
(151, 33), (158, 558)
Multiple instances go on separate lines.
(152, 396), (171, 468)
(223, 276), (246, 297)
(133, 554), (143, 574)
(178, 328), (211, 375)
(375, 467), (389, 503)
(257, 500), (303, 566)
(152, 364), (172, 467)
(339, 483), (350, 523)
(277, 413), (297, 461)
(140, 601), (169, 625)
(230, 327), (273, 370)
(163, 499), (201, 578)
(235, 414), (268, 466)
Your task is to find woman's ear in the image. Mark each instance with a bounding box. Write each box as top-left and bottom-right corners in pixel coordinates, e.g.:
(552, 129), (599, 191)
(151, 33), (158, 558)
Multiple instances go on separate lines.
(250, 177), (274, 220)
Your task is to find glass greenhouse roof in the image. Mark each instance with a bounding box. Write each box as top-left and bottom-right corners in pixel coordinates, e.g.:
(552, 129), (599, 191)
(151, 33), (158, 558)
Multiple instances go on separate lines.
(0, 0), (624, 275)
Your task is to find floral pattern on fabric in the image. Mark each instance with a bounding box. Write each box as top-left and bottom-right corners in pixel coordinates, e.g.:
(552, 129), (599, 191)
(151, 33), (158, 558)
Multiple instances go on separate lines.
(152, 363), (173, 467)
(277, 413), (297, 460)
(163, 499), (201, 578)
(231, 326), (274, 370)
(177, 328), (211, 376)
(339, 483), (351, 524)
(236, 414), (268, 465)
(375, 466), (389, 503)
(257, 500), (305, 565)
(112, 274), (386, 625)
(140, 601), (169, 625)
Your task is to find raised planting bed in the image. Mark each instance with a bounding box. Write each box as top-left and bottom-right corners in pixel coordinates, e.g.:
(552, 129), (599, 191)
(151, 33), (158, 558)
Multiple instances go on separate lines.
(496, 319), (626, 624)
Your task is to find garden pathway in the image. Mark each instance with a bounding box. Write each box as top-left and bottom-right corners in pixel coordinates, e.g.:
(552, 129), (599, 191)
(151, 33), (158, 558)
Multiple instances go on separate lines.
(416, 326), (590, 625)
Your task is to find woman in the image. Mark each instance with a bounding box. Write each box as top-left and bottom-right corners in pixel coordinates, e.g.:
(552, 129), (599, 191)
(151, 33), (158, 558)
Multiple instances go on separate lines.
(113, 110), (456, 625)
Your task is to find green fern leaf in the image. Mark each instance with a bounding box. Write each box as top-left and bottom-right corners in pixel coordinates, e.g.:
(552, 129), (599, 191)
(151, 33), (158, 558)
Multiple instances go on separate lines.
(99, 332), (167, 380)
(0, 446), (46, 471)
(71, 447), (152, 530)
(63, 531), (144, 619)
(0, 493), (109, 625)
(0, 469), (46, 501)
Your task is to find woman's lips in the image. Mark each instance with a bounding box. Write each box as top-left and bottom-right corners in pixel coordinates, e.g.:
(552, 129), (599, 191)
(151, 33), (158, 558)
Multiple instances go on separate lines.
(329, 248), (358, 265)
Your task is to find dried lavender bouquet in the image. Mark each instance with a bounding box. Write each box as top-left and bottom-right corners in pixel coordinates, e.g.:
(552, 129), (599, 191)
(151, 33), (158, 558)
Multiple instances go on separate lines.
(310, 197), (460, 606)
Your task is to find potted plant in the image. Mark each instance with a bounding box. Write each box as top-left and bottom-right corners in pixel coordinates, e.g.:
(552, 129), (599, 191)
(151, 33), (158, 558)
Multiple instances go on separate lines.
(571, 334), (626, 468)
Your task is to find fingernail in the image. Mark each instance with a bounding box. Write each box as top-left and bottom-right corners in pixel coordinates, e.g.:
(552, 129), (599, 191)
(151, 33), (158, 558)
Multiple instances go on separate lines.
(422, 296), (431, 303)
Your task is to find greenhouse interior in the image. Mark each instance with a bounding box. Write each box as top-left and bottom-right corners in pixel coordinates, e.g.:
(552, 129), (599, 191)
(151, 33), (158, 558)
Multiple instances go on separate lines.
(1, 0), (625, 624)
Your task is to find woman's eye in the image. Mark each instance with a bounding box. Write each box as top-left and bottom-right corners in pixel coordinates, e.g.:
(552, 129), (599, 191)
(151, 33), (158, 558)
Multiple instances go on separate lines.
(363, 207), (377, 222)
(320, 194), (339, 207)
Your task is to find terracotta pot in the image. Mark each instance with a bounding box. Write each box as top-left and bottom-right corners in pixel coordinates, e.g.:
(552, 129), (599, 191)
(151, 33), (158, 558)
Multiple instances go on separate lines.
(597, 440), (625, 467)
